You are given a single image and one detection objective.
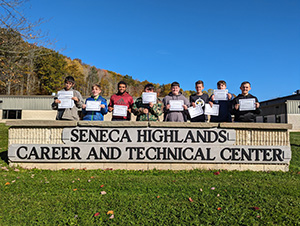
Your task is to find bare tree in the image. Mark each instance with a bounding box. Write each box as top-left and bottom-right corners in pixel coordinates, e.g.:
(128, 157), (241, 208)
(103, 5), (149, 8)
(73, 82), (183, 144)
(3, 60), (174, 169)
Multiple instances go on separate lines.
(0, 0), (52, 95)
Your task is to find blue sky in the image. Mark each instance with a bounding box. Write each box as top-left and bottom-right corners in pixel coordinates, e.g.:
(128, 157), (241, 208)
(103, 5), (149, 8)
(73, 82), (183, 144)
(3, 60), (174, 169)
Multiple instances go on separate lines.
(24, 0), (299, 101)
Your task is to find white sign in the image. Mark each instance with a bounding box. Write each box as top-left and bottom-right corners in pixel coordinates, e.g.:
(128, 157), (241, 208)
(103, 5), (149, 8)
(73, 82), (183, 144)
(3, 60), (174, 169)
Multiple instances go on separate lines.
(239, 98), (256, 111)
(204, 104), (219, 116)
(86, 101), (101, 111)
(169, 100), (184, 111)
(113, 105), (128, 117)
(58, 91), (74, 109)
(142, 92), (157, 104)
(188, 106), (203, 118)
(214, 89), (228, 101)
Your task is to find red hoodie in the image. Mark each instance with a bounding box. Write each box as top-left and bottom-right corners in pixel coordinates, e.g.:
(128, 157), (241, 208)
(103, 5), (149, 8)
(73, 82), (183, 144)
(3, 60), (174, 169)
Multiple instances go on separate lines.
(108, 92), (134, 120)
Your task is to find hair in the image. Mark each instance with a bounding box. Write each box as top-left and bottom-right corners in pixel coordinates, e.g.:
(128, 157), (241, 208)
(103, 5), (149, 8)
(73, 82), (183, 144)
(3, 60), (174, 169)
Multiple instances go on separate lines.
(92, 84), (101, 90)
(195, 80), (204, 86)
(144, 83), (154, 90)
(241, 81), (251, 87)
(217, 80), (226, 86)
(65, 76), (75, 84)
(171, 81), (180, 87)
(118, 81), (127, 87)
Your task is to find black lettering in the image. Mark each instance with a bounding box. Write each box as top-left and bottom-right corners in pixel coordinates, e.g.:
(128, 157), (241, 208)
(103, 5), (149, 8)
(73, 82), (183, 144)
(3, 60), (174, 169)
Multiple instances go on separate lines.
(273, 149), (283, 161)
(136, 147), (145, 160)
(70, 129), (79, 142)
(206, 148), (216, 160)
(86, 147), (99, 159)
(89, 130), (99, 142)
(71, 147), (81, 159)
(146, 147), (157, 160)
(207, 131), (218, 143)
(218, 130), (227, 143)
(232, 148), (241, 161)
(61, 147), (70, 159)
(263, 149), (272, 161)
(194, 148), (205, 160)
(16, 146), (27, 159)
(108, 129), (119, 142)
(99, 130), (108, 142)
(110, 147), (121, 159)
(152, 130), (163, 142)
(40, 147), (51, 159)
(126, 147), (135, 160)
(120, 130), (132, 142)
(241, 148), (251, 161)
(184, 130), (195, 143)
(79, 129), (88, 142)
(196, 130), (207, 142)
(220, 148), (231, 160)
(182, 147), (193, 160)
(52, 147), (61, 159)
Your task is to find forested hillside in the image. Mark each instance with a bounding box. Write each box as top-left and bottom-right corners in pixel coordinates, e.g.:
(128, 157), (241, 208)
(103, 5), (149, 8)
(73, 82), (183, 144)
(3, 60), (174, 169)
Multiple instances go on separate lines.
(0, 27), (202, 97)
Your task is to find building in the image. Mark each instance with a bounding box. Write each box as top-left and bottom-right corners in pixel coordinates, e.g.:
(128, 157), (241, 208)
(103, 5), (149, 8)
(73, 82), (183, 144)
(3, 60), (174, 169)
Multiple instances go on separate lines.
(256, 91), (300, 131)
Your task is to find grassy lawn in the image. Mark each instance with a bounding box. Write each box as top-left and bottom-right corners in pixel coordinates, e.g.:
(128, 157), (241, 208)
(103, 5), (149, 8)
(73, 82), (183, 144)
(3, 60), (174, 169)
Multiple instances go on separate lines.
(0, 124), (299, 225)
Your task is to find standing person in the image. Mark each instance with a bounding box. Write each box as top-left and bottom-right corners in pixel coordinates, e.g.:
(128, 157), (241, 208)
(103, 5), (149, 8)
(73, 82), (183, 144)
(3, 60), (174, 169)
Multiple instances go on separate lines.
(189, 80), (209, 122)
(209, 80), (233, 122)
(82, 84), (108, 121)
(108, 81), (134, 121)
(132, 83), (162, 121)
(163, 81), (190, 122)
(231, 81), (261, 122)
(51, 76), (84, 120)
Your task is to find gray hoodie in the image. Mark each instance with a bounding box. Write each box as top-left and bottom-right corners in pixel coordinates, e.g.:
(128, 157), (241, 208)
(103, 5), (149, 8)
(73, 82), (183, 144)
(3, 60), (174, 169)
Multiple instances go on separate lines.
(162, 92), (190, 122)
(51, 88), (84, 120)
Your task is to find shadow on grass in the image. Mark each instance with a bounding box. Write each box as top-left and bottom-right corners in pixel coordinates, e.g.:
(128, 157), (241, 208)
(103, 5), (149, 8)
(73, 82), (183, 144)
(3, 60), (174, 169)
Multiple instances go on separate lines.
(0, 151), (9, 164)
(291, 144), (300, 147)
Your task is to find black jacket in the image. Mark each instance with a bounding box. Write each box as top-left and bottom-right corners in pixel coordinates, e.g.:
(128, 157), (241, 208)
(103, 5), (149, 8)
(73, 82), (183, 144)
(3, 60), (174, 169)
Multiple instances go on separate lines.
(231, 93), (261, 122)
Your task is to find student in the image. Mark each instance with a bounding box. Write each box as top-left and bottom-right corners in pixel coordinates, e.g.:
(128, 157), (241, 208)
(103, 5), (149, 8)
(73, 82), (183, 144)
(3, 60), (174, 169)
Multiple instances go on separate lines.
(162, 81), (190, 122)
(189, 80), (209, 122)
(82, 84), (108, 121)
(108, 81), (134, 121)
(132, 83), (162, 121)
(51, 76), (84, 120)
(209, 80), (233, 122)
(231, 81), (261, 122)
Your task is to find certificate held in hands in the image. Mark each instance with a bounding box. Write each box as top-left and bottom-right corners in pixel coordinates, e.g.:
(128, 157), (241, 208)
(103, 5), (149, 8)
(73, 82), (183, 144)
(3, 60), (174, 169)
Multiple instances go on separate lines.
(86, 101), (101, 111)
(57, 91), (74, 109)
(204, 104), (219, 116)
(214, 89), (228, 101)
(142, 92), (157, 104)
(169, 100), (184, 111)
(188, 106), (203, 118)
(113, 105), (128, 117)
(239, 98), (256, 111)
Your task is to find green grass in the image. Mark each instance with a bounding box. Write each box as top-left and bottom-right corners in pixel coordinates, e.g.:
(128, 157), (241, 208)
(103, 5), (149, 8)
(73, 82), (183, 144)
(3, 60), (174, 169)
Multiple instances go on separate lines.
(0, 124), (300, 225)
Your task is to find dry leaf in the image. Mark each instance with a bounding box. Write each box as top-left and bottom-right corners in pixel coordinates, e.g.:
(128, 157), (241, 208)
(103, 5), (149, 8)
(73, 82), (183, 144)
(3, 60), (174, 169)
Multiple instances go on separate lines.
(5, 182), (10, 185)
(94, 212), (100, 217)
(188, 197), (193, 202)
(217, 207), (222, 210)
(107, 210), (114, 215)
(73, 189), (77, 191)
(109, 214), (114, 219)
(101, 191), (107, 195)
(100, 184), (104, 188)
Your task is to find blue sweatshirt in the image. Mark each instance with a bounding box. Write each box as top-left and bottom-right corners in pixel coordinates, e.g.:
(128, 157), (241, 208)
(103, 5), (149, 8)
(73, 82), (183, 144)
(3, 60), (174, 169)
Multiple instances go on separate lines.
(82, 95), (108, 121)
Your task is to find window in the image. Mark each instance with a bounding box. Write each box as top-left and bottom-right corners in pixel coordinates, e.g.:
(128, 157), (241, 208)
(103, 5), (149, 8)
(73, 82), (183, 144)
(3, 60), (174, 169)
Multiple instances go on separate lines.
(2, 110), (22, 119)
(276, 115), (281, 123)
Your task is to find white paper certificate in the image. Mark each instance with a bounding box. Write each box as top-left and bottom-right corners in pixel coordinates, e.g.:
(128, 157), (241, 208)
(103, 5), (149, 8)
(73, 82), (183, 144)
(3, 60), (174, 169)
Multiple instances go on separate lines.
(214, 89), (228, 101)
(57, 91), (74, 109)
(142, 92), (157, 104)
(204, 104), (219, 116)
(86, 101), (101, 111)
(169, 100), (184, 111)
(188, 106), (203, 118)
(239, 98), (256, 111)
(113, 105), (128, 117)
